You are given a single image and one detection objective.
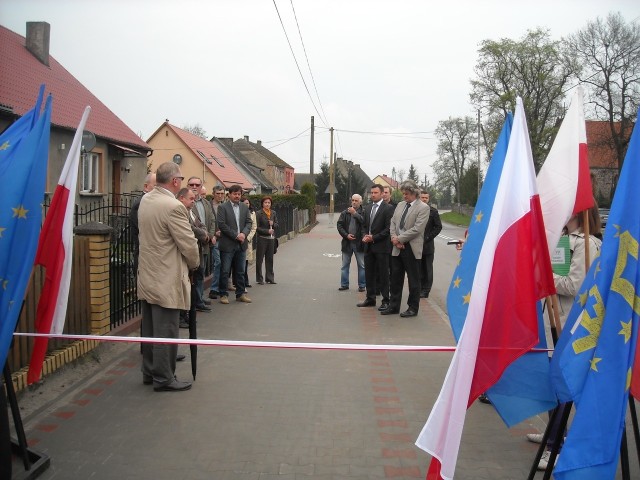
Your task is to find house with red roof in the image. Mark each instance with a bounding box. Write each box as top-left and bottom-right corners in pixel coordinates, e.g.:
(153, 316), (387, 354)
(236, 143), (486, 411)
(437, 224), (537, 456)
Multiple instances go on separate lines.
(372, 174), (399, 191)
(146, 122), (255, 191)
(0, 22), (152, 206)
(586, 120), (632, 206)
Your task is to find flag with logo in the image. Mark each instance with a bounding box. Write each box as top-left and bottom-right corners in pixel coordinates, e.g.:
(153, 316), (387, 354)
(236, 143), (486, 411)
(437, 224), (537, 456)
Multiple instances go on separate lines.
(0, 86), (51, 368)
(417, 98), (556, 480)
(550, 114), (640, 480)
(28, 106), (91, 384)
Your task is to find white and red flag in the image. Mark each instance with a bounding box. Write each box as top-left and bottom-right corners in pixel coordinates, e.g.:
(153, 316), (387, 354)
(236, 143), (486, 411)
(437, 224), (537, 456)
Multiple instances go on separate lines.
(415, 98), (555, 480)
(28, 106), (91, 384)
(537, 86), (593, 254)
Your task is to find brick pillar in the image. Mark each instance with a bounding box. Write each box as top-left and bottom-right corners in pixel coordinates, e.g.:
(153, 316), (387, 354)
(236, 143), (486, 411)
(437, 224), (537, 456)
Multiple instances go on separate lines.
(74, 222), (113, 334)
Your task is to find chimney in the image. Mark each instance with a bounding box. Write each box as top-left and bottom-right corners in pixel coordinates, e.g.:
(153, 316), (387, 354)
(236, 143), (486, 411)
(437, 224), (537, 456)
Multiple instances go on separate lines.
(26, 22), (51, 66)
(257, 140), (262, 146)
(244, 135), (249, 142)
(219, 137), (234, 149)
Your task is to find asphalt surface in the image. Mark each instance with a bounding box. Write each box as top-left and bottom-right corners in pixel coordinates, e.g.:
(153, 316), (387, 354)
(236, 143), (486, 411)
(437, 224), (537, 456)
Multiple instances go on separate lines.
(11, 213), (639, 479)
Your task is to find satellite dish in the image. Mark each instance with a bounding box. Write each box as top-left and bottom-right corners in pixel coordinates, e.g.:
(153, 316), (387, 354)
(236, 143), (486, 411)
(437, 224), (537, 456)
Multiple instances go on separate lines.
(82, 130), (96, 152)
(173, 154), (183, 165)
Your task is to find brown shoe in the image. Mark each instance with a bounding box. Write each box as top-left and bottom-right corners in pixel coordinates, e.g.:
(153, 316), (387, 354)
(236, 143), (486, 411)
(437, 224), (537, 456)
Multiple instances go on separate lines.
(220, 296), (229, 304)
(236, 294), (252, 303)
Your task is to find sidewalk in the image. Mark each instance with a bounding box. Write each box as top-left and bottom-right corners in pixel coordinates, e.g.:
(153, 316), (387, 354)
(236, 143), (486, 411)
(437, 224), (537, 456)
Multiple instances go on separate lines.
(12, 213), (625, 479)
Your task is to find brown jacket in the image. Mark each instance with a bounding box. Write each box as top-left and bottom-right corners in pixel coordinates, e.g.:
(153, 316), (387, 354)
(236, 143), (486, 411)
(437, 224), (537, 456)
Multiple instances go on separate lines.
(137, 187), (200, 310)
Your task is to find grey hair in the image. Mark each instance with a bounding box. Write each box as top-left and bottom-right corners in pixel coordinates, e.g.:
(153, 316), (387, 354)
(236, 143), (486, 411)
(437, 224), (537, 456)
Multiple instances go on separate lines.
(156, 162), (181, 184)
(400, 180), (420, 195)
(351, 193), (362, 202)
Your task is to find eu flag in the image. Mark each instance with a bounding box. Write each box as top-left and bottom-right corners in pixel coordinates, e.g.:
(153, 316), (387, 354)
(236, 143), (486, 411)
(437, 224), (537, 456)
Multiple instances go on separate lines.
(447, 113), (557, 426)
(0, 88), (52, 368)
(550, 114), (640, 480)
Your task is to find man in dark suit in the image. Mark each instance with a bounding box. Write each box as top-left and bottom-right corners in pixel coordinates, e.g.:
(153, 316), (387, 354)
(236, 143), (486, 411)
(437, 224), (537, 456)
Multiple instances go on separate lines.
(217, 184), (253, 304)
(419, 190), (442, 298)
(381, 180), (429, 317)
(358, 184), (393, 309)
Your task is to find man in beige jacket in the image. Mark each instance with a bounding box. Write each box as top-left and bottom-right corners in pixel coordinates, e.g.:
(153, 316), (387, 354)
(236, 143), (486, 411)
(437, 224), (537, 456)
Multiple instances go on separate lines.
(138, 162), (200, 392)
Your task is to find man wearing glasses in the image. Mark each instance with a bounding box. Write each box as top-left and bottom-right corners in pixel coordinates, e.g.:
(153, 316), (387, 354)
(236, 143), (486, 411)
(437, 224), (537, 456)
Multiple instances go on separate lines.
(186, 176), (215, 312)
(137, 162), (199, 392)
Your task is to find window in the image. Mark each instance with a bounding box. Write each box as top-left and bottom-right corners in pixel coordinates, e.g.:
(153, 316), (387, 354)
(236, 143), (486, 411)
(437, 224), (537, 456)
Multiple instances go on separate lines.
(81, 152), (100, 192)
(212, 154), (224, 167)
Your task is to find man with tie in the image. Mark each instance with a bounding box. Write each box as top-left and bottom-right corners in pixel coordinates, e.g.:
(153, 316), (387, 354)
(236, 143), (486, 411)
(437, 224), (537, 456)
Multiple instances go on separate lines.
(217, 184), (253, 304)
(381, 180), (429, 317)
(357, 184), (393, 309)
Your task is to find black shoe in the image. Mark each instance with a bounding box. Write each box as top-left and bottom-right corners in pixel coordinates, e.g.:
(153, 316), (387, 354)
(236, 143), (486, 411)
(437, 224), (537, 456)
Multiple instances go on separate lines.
(208, 291), (218, 299)
(203, 299), (211, 305)
(358, 287), (366, 292)
(338, 286), (349, 291)
(266, 280), (277, 284)
(154, 379), (192, 392)
(257, 281), (265, 285)
(400, 308), (418, 317)
(377, 302), (390, 311)
(196, 305), (211, 312)
(478, 393), (491, 404)
(179, 321), (189, 329)
(143, 376), (153, 385)
(176, 354), (186, 362)
(246, 284), (253, 288)
(357, 299), (376, 307)
(380, 308), (400, 315)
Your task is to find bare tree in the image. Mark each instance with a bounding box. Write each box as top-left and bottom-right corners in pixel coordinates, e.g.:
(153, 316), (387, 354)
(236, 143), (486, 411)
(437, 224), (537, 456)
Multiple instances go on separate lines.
(565, 12), (640, 172)
(182, 123), (208, 139)
(471, 28), (573, 170)
(432, 116), (477, 205)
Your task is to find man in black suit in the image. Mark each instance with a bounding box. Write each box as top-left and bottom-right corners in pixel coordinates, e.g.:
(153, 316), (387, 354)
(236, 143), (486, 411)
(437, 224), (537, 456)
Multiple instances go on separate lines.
(217, 184), (253, 304)
(419, 190), (442, 298)
(357, 184), (392, 309)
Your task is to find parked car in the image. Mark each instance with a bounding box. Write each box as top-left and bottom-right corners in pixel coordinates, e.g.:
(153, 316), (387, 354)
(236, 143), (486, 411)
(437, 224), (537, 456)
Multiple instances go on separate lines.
(599, 208), (610, 228)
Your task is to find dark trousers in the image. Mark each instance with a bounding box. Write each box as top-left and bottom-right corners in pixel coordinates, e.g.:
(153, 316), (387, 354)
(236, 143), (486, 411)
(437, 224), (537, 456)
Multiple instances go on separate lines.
(141, 301), (179, 387)
(390, 248), (421, 311)
(220, 245), (247, 297)
(419, 250), (434, 295)
(256, 236), (275, 283)
(365, 251), (389, 303)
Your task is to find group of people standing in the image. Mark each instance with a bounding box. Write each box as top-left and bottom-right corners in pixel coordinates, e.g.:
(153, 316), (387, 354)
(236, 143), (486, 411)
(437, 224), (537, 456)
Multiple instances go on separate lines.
(130, 162), (278, 393)
(338, 181), (442, 318)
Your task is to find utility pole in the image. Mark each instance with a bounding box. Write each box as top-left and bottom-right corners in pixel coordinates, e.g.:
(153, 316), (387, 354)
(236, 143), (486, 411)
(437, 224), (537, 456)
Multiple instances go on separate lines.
(310, 116), (314, 177)
(329, 127), (335, 214)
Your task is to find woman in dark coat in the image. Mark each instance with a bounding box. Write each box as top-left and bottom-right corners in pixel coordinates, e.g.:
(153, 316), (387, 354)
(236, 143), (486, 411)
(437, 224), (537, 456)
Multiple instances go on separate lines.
(255, 196), (278, 284)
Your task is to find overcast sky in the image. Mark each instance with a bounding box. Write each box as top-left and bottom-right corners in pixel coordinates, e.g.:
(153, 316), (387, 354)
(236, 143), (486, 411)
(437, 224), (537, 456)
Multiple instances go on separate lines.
(2, 0), (639, 182)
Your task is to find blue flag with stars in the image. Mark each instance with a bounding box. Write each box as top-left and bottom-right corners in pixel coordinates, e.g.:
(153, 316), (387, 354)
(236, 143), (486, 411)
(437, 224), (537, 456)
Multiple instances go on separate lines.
(0, 87), (52, 368)
(550, 115), (640, 480)
(446, 113), (557, 427)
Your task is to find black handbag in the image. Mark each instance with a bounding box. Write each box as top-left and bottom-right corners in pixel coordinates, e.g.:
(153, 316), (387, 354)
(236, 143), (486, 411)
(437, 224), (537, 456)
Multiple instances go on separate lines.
(274, 237), (279, 254)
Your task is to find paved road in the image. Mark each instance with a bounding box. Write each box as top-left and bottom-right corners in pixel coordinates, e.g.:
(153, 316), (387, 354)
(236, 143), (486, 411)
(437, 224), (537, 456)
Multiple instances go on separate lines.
(13, 214), (638, 479)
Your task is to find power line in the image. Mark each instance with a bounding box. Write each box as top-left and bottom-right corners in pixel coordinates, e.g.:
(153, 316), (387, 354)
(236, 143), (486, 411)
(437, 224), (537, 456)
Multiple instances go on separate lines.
(289, 0), (330, 127)
(271, 0), (328, 127)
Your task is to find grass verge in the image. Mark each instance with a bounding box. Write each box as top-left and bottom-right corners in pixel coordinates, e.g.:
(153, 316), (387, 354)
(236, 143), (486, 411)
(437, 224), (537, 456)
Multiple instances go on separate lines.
(440, 211), (471, 227)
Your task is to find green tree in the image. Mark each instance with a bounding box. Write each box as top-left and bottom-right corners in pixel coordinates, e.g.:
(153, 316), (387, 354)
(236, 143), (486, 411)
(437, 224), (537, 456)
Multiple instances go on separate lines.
(432, 116), (478, 205)
(315, 162), (330, 205)
(407, 164), (419, 183)
(565, 12), (640, 173)
(459, 164), (483, 206)
(470, 28), (573, 170)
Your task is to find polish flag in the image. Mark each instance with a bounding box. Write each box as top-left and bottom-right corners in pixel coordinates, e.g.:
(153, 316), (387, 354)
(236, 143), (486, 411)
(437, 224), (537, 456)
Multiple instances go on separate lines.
(415, 98), (555, 480)
(28, 106), (91, 384)
(537, 86), (594, 255)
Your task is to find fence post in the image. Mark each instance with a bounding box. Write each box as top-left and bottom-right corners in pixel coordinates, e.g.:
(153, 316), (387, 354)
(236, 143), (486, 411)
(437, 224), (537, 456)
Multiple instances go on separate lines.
(73, 222), (113, 335)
